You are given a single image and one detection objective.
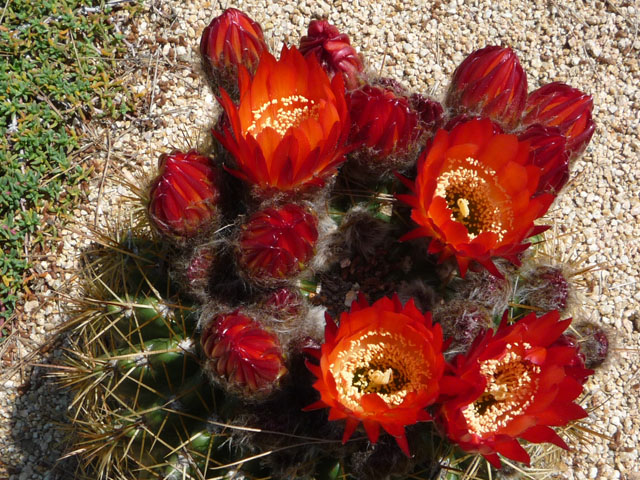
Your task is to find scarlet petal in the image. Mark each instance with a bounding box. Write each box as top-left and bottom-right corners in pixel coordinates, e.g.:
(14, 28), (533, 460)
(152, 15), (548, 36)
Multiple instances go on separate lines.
(494, 439), (530, 465)
(520, 425), (569, 450)
(362, 420), (381, 444)
(342, 417), (359, 444)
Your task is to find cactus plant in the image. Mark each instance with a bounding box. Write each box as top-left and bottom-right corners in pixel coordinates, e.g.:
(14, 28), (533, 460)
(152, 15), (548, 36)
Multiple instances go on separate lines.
(56, 13), (608, 480)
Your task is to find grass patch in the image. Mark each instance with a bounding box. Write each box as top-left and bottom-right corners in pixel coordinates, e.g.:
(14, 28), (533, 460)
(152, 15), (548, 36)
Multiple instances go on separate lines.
(0, 0), (139, 330)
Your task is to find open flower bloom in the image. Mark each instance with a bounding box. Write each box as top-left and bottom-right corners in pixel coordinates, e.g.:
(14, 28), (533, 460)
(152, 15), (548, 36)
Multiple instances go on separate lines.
(438, 311), (593, 468)
(214, 46), (350, 194)
(305, 294), (445, 456)
(397, 118), (555, 277)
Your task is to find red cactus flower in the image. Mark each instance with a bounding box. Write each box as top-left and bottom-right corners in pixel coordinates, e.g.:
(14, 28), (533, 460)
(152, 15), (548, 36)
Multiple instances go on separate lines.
(348, 85), (424, 168)
(213, 46), (351, 194)
(522, 82), (595, 157)
(238, 204), (318, 283)
(201, 311), (287, 393)
(519, 124), (570, 195)
(438, 311), (593, 468)
(148, 151), (221, 239)
(299, 19), (364, 90)
(397, 118), (555, 277)
(305, 294), (445, 456)
(200, 9), (268, 90)
(446, 46), (527, 130)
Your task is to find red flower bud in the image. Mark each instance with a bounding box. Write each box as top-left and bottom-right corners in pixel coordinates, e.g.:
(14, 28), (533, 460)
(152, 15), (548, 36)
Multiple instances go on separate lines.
(299, 19), (364, 90)
(201, 311), (286, 394)
(522, 82), (595, 157)
(185, 245), (216, 291)
(348, 85), (424, 170)
(148, 151), (221, 239)
(238, 204), (318, 283)
(521, 265), (570, 312)
(446, 46), (527, 129)
(519, 124), (570, 195)
(263, 287), (304, 318)
(574, 322), (609, 369)
(200, 9), (268, 94)
(409, 93), (444, 133)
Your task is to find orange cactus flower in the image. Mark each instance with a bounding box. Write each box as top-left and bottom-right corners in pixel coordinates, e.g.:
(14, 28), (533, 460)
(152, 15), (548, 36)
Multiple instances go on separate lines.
(397, 118), (555, 277)
(446, 46), (527, 130)
(213, 46), (351, 194)
(304, 294), (445, 456)
(438, 311), (593, 468)
(522, 82), (595, 157)
(201, 311), (287, 394)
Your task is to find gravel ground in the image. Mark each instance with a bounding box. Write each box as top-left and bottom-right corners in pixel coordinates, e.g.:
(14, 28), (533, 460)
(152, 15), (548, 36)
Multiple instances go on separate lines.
(1, 1), (638, 479)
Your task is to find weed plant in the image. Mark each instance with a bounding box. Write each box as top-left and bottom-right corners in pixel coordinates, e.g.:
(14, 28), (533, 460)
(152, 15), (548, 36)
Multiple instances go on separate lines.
(0, 0), (137, 329)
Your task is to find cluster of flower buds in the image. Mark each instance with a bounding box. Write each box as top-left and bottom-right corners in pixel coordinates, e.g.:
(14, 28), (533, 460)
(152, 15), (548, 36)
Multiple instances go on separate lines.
(445, 45), (595, 195)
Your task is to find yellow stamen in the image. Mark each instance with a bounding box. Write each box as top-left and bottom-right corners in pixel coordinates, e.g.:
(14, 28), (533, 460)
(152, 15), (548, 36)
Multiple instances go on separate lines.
(329, 330), (431, 411)
(247, 95), (320, 136)
(462, 343), (540, 436)
(435, 157), (513, 241)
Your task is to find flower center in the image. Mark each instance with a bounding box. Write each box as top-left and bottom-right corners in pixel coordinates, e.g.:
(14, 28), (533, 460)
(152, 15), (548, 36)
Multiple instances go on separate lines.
(330, 330), (430, 411)
(435, 157), (513, 241)
(247, 95), (320, 136)
(463, 343), (540, 436)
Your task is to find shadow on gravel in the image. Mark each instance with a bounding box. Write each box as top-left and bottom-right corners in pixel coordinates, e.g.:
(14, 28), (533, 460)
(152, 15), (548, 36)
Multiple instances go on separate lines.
(6, 337), (78, 480)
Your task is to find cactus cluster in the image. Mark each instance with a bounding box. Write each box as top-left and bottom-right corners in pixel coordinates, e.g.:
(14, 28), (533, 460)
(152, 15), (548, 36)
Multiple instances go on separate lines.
(58, 8), (607, 480)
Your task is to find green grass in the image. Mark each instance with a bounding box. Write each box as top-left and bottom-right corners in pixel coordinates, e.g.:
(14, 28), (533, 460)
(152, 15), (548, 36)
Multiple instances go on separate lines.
(0, 0), (138, 330)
